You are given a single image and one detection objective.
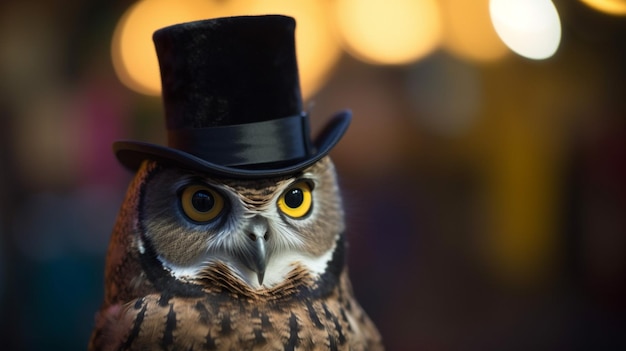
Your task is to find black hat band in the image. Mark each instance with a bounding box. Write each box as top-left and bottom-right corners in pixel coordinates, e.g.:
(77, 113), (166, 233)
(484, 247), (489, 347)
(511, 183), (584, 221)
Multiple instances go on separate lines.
(167, 114), (312, 167)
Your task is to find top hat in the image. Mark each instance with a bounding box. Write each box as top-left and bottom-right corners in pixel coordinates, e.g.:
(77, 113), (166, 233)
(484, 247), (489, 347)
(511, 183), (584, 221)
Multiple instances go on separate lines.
(113, 15), (350, 179)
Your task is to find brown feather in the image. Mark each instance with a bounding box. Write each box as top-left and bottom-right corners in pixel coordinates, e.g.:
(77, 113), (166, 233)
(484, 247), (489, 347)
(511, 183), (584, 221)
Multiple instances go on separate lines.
(89, 159), (383, 350)
(93, 268), (382, 351)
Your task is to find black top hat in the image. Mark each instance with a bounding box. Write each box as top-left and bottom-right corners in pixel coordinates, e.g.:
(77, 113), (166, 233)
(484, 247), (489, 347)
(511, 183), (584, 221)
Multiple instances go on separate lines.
(113, 15), (350, 179)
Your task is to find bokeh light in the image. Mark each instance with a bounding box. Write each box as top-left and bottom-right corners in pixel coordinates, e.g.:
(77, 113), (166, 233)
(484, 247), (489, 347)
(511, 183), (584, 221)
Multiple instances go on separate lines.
(440, 0), (509, 63)
(489, 0), (562, 60)
(580, 0), (626, 15)
(111, 0), (227, 96)
(334, 0), (442, 65)
(112, 0), (340, 100)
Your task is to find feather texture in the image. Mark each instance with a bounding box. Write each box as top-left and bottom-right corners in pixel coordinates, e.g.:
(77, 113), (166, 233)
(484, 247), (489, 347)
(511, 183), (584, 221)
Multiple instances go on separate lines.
(89, 158), (383, 350)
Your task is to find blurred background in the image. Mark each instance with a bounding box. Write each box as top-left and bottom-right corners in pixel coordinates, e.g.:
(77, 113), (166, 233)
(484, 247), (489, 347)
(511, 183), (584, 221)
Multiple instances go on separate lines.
(0, 0), (625, 350)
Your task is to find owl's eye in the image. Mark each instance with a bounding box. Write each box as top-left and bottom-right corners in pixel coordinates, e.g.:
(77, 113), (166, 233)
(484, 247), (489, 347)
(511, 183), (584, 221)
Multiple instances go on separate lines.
(180, 185), (225, 223)
(278, 181), (312, 218)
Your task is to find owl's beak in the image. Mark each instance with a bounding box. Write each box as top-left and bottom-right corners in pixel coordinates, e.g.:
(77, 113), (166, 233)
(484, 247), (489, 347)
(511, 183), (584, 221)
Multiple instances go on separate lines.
(239, 216), (270, 286)
(236, 235), (268, 286)
(251, 238), (267, 286)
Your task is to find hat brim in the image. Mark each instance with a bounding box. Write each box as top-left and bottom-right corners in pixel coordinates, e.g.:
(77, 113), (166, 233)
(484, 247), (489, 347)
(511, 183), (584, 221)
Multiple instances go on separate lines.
(113, 110), (351, 179)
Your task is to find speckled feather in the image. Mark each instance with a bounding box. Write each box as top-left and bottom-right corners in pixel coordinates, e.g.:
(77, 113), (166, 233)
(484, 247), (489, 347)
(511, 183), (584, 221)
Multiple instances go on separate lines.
(89, 159), (383, 350)
(91, 268), (380, 350)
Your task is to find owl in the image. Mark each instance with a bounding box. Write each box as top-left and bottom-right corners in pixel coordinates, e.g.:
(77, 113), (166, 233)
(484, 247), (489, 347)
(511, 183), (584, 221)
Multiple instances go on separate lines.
(89, 15), (383, 351)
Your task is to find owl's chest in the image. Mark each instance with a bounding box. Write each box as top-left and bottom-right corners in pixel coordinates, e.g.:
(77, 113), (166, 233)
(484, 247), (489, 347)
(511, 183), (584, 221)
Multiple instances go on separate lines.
(109, 290), (370, 351)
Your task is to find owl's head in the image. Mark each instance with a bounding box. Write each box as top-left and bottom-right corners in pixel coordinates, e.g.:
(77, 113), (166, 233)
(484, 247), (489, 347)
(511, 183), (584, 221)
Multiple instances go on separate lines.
(104, 16), (351, 301)
(115, 156), (344, 292)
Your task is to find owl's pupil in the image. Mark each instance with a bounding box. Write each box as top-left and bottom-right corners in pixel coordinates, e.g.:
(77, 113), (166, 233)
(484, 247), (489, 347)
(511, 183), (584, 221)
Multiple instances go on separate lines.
(191, 191), (214, 212)
(284, 188), (304, 208)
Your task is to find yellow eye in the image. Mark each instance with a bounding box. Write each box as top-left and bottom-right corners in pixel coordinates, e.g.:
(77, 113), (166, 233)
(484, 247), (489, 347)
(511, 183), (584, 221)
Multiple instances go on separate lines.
(278, 181), (312, 218)
(180, 185), (225, 223)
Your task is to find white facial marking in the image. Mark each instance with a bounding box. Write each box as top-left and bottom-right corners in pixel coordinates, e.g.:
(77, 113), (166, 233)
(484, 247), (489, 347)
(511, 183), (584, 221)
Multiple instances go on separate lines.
(158, 237), (337, 289)
(137, 237), (146, 255)
(260, 237), (337, 288)
(160, 258), (204, 279)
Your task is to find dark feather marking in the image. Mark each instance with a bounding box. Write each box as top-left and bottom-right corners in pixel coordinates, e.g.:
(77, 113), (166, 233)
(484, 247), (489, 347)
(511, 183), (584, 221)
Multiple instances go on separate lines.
(205, 331), (217, 351)
(328, 333), (338, 351)
(194, 301), (209, 325)
(260, 312), (272, 329)
(250, 306), (268, 342)
(136, 235), (205, 299)
(296, 234), (346, 300)
(284, 313), (300, 351)
(305, 299), (324, 329)
(253, 328), (266, 344)
(317, 234), (346, 294)
(344, 298), (353, 312)
(133, 297), (144, 310)
(162, 303), (176, 348)
(158, 293), (171, 307)
(121, 302), (146, 350)
(220, 312), (232, 335)
(322, 303), (332, 319)
(320, 302), (346, 345)
(331, 312), (346, 345)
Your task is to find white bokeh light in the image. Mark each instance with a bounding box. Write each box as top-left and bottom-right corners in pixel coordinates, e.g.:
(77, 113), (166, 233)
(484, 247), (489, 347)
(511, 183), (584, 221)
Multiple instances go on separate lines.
(489, 0), (562, 60)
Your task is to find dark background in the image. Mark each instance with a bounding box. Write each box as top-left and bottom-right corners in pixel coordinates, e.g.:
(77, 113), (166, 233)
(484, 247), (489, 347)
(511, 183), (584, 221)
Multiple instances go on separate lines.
(0, 1), (624, 350)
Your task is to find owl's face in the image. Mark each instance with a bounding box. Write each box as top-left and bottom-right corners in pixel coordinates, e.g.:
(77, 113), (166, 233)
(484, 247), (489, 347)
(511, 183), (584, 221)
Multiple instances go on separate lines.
(136, 156), (345, 289)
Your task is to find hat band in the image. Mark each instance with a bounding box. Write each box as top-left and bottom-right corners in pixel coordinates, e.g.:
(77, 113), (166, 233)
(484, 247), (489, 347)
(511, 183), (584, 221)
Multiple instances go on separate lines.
(167, 114), (312, 167)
